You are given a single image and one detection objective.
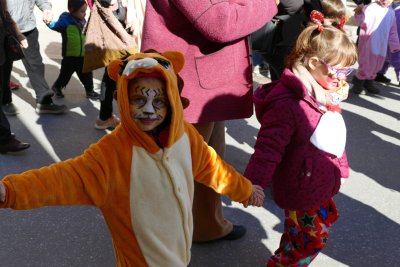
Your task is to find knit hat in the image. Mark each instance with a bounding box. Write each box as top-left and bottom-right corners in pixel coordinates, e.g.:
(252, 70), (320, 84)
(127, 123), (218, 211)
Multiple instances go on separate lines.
(68, 0), (86, 12)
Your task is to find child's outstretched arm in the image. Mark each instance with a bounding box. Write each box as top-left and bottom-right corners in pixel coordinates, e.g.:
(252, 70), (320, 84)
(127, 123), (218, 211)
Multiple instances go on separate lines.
(0, 141), (112, 210)
(187, 123), (253, 205)
(46, 14), (68, 32)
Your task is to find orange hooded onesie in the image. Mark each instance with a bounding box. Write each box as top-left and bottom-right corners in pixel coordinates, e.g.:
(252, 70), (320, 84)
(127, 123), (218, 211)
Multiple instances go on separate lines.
(0, 51), (253, 266)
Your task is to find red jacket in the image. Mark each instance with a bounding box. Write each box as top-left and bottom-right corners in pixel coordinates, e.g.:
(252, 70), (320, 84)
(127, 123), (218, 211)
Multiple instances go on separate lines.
(141, 0), (277, 123)
(244, 69), (349, 211)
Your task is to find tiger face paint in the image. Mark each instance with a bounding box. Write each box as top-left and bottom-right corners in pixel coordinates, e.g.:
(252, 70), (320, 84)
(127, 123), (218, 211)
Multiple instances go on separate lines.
(128, 77), (168, 132)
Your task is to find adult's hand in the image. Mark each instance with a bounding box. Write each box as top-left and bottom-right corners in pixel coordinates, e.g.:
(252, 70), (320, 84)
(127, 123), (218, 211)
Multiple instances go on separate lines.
(20, 39), (28, 49)
(42, 10), (54, 24)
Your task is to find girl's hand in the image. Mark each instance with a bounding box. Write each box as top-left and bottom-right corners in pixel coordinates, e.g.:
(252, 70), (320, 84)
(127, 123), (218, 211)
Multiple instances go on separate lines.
(243, 185), (265, 207)
(0, 181), (6, 202)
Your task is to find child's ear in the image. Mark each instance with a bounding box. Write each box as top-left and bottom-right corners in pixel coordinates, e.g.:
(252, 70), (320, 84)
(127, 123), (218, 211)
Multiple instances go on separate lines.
(307, 57), (320, 71)
(108, 59), (124, 81)
(161, 51), (185, 73)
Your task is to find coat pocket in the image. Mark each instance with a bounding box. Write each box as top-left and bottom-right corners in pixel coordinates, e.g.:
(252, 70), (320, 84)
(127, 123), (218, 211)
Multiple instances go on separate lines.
(299, 157), (313, 187)
(194, 46), (235, 89)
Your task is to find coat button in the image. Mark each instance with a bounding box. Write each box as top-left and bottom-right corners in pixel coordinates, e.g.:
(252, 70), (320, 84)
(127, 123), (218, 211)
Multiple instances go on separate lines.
(306, 172), (311, 177)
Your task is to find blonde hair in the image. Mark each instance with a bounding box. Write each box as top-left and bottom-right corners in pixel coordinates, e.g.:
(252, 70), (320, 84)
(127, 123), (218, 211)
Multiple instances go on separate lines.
(286, 24), (357, 69)
(321, 0), (346, 25)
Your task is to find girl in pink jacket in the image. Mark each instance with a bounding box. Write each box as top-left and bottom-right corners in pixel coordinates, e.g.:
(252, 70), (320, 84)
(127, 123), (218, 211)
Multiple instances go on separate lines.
(352, 0), (400, 94)
(244, 14), (358, 266)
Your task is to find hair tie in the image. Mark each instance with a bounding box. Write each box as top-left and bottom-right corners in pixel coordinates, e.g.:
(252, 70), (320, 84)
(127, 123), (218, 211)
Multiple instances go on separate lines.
(310, 10), (325, 32)
(334, 15), (346, 30)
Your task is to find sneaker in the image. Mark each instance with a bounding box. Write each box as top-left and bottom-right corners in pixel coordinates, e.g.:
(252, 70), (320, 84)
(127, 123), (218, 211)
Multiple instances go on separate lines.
(9, 80), (20, 90)
(374, 74), (391, 83)
(94, 114), (120, 130)
(35, 103), (68, 114)
(2, 103), (18, 116)
(51, 85), (64, 98)
(86, 90), (100, 100)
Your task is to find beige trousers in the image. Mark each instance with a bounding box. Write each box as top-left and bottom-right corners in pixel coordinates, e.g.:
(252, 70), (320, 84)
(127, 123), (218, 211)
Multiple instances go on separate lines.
(192, 121), (233, 242)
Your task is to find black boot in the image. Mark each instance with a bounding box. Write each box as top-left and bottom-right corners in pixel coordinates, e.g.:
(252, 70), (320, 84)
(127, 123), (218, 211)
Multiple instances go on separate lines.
(364, 79), (380, 94)
(351, 76), (365, 94)
(375, 73), (391, 83)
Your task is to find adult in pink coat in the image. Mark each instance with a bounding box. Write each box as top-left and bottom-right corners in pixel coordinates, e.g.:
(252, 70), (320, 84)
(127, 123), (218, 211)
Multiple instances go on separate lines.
(141, 0), (278, 242)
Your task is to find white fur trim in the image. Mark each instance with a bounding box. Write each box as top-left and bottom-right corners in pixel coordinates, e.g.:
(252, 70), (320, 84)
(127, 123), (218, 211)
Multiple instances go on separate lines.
(310, 111), (346, 157)
(123, 58), (158, 77)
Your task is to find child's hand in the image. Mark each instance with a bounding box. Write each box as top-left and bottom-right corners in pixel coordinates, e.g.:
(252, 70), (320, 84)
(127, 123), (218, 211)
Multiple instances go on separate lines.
(340, 178), (346, 185)
(243, 185), (265, 208)
(0, 181), (6, 202)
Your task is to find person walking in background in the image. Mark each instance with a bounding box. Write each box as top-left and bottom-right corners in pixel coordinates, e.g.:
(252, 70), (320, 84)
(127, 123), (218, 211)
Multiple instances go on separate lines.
(262, 0), (346, 81)
(6, 0), (67, 114)
(352, 0), (400, 94)
(0, 0), (30, 153)
(141, 0), (278, 242)
(244, 16), (357, 266)
(46, 0), (100, 100)
(0, 51), (265, 265)
(375, 0), (400, 85)
(83, 0), (145, 130)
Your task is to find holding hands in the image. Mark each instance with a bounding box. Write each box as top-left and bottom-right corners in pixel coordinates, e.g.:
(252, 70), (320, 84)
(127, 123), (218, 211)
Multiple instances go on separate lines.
(243, 185), (265, 208)
(0, 181), (6, 202)
(42, 10), (54, 24)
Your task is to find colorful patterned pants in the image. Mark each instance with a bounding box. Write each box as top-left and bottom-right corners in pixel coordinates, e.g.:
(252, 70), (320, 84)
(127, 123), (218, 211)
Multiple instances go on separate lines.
(267, 198), (339, 267)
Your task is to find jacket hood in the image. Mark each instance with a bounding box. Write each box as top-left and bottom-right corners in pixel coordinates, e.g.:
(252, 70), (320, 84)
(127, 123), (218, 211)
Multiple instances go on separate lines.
(107, 51), (187, 153)
(253, 69), (308, 122)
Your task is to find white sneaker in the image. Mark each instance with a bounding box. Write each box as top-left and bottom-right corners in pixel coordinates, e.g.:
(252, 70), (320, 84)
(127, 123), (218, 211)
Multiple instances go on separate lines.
(94, 114), (120, 130)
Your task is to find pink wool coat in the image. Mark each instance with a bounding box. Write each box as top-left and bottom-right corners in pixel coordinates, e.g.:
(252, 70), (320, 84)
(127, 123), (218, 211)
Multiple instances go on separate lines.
(141, 0), (277, 123)
(244, 69), (349, 211)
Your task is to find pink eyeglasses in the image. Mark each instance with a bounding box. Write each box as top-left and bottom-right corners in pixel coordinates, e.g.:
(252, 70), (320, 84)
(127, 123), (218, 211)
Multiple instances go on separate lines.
(320, 59), (353, 79)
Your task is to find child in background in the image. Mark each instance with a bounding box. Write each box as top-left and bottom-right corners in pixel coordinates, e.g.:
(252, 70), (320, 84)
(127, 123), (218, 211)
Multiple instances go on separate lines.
(375, 0), (400, 85)
(244, 14), (357, 266)
(46, 0), (99, 100)
(0, 51), (264, 266)
(352, 0), (400, 94)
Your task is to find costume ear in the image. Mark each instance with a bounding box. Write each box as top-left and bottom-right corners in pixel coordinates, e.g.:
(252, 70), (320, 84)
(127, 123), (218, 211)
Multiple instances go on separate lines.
(108, 59), (124, 81)
(161, 51), (185, 73)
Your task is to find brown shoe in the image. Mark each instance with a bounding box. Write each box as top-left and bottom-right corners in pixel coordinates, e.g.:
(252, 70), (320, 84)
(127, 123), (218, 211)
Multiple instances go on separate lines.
(0, 138), (30, 154)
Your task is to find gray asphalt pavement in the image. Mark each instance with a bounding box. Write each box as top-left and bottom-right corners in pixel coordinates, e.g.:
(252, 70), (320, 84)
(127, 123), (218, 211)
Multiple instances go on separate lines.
(0, 2), (399, 267)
